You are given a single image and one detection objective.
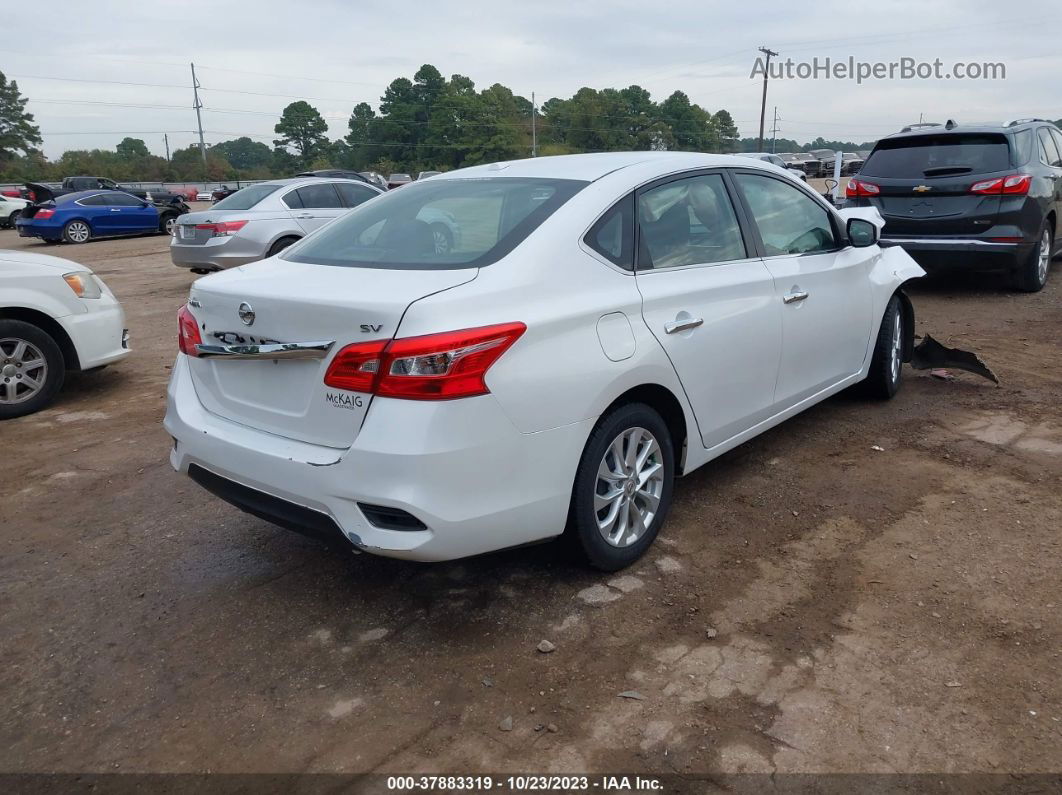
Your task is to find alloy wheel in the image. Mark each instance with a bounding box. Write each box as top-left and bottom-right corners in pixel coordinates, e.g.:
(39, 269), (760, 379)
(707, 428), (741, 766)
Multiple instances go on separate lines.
(889, 309), (902, 384)
(432, 228), (451, 255)
(1037, 229), (1051, 286)
(66, 221), (90, 243)
(594, 426), (665, 548)
(0, 338), (48, 405)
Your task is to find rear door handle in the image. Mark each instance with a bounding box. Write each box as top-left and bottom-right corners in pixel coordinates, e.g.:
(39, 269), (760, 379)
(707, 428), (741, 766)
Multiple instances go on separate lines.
(665, 317), (704, 334)
(110, 208), (121, 212)
(783, 290), (809, 304)
(296, 212), (313, 219)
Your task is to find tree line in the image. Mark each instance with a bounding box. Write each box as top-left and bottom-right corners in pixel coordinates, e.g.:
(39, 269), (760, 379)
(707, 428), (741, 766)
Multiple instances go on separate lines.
(4, 67), (1056, 183)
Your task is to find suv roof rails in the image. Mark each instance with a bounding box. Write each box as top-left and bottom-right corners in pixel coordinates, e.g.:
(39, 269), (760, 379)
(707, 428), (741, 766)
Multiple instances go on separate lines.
(1003, 117), (1051, 127)
(901, 122), (942, 132)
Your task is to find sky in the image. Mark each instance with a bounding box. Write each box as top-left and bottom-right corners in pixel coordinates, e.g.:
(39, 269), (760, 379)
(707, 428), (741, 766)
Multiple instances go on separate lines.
(3, 0), (1059, 159)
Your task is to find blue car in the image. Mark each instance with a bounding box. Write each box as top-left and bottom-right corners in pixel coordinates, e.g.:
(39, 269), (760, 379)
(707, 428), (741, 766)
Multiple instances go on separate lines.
(16, 189), (185, 245)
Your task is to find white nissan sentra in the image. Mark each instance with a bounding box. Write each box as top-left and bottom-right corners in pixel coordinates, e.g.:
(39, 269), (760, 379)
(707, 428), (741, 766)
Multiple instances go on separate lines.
(165, 152), (924, 570)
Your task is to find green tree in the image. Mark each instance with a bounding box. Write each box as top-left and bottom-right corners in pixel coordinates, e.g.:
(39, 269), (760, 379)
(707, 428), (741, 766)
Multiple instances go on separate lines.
(712, 110), (739, 152)
(273, 101), (329, 166)
(211, 137), (272, 171)
(0, 72), (42, 165)
(116, 137), (150, 158)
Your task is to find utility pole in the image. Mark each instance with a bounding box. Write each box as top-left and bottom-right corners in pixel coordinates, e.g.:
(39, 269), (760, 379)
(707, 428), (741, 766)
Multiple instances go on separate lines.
(163, 133), (170, 162)
(531, 91), (537, 158)
(190, 62), (207, 169)
(769, 106), (780, 153)
(756, 46), (778, 152)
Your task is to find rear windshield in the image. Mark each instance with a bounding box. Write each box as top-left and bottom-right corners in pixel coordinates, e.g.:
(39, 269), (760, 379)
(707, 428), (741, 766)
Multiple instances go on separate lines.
(283, 177), (587, 270)
(861, 134), (1012, 178)
(211, 184), (280, 210)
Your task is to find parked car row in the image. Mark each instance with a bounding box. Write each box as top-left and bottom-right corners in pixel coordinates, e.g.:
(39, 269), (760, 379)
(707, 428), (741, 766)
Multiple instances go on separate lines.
(777, 151), (865, 177)
(736, 152), (808, 181)
(14, 189), (190, 244)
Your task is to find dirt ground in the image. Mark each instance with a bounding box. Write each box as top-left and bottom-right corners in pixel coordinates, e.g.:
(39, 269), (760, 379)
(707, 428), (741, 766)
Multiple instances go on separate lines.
(1, 213), (1060, 780)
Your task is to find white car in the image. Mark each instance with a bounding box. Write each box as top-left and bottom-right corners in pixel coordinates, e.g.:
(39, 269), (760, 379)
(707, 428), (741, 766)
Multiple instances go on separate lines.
(165, 152), (923, 570)
(195, 190), (214, 202)
(1, 194), (30, 228)
(1, 250), (129, 419)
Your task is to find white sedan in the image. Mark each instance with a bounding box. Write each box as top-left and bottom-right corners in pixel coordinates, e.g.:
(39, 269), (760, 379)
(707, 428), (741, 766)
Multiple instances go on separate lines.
(165, 152), (923, 570)
(1, 250), (130, 419)
(1, 193), (30, 228)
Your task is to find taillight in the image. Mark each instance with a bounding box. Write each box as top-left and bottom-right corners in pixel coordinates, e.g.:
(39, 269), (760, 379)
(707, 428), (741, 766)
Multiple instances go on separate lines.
(324, 322), (526, 400)
(195, 220), (247, 237)
(177, 304), (203, 357)
(846, 178), (880, 198)
(970, 174), (1031, 196)
(35, 208), (55, 220)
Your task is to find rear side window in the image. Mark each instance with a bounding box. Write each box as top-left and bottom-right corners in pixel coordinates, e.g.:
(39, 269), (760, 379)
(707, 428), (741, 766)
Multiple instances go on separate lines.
(1037, 128), (1062, 167)
(284, 177), (586, 269)
(636, 174), (746, 269)
(585, 193), (633, 270)
(735, 173), (836, 256)
(104, 192), (142, 207)
(212, 184), (280, 211)
(77, 194), (107, 206)
(335, 183), (378, 208)
(1051, 129), (1062, 165)
(861, 134), (1011, 178)
(296, 183), (343, 209)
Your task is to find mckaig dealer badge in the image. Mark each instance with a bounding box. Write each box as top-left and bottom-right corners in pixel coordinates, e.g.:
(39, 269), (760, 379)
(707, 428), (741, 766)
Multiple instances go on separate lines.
(325, 392), (363, 410)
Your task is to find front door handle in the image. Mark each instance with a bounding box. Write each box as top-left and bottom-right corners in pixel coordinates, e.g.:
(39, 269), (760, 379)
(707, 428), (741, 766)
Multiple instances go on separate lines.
(110, 208), (121, 212)
(665, 317), (704, 334)
(783, 290), (809, 304)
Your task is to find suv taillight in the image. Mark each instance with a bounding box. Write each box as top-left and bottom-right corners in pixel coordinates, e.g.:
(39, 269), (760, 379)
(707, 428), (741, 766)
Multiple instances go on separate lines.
(195, 220), (247, 237)
(324, 323), (526, 400)
(970, 174), (1032, 196)
(846, 178), (880, 198)
(177, 304), (203, 356)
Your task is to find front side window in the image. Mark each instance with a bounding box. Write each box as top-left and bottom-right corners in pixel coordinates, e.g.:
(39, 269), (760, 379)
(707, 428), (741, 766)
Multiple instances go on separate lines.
(335, 182), (378, 208)
(584, 194), (633, 270)
(735, 172), (836, 256)
(295, 183), (343, 209)
(636, 173), (746, 270)
(284, 177), (586, 269)
(104, 192), (142, 207)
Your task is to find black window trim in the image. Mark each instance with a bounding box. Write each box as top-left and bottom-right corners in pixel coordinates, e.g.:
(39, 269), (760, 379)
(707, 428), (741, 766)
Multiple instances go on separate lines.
(727, 168), (847, 258)
(581, 192), (635, 271)
(632, 167), (759, 274)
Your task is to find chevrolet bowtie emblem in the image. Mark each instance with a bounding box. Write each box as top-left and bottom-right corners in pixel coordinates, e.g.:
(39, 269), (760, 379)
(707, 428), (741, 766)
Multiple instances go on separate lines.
(913, 185), (932, 192)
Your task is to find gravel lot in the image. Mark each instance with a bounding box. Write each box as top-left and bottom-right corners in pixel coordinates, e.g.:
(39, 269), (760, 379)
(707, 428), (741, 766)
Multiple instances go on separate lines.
(1, 214), (1060, 777)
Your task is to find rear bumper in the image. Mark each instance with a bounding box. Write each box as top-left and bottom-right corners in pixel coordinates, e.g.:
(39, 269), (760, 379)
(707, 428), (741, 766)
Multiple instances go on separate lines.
(16, 220), (63, 241)
(163, 355), (592, 562)
(880, 237), (1034, 270)
(170, 237), (265, 270)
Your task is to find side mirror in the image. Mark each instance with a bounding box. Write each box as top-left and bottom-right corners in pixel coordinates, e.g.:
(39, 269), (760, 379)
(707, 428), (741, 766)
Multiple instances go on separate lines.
(847, 217), (878, 247)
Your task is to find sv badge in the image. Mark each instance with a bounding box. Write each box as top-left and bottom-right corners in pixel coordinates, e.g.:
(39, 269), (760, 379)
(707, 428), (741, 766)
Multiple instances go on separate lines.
(360, 324), (382, 333)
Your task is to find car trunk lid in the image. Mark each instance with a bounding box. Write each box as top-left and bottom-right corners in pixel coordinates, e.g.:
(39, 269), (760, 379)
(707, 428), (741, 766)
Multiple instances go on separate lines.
(184, 257), (476, 448)
(857, 132), (1014, 237)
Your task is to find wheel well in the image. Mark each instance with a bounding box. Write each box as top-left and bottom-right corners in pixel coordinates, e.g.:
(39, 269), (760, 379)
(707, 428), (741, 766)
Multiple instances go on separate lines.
(0, 307), (80, 369)
(269, 235), (301, 254)
(603, 384), (688, 471)
(1046, 210), (1057, 242)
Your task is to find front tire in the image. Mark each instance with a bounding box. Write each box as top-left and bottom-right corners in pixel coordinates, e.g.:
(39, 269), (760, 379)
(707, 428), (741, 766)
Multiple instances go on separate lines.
(864, 294), (904, 399)
(430, 223), (454, 255)
(569, 403), (675, 571)
(1013, 223), (1052, 293)
(0, 320), (65, 420)
(62, 219), (91, 244)
(7, 210), (19, 228)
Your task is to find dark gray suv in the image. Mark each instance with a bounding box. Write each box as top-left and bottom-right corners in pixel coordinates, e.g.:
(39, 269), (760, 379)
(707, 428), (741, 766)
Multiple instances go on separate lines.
(845, 118), (1062, 291)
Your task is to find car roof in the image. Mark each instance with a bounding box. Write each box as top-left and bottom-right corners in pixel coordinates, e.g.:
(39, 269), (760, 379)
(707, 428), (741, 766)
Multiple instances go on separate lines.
(434, 151), (781, 182)
(248, 177), (373, 189)
(58, 190), (126, 203)
(882, 120), (1060, 142)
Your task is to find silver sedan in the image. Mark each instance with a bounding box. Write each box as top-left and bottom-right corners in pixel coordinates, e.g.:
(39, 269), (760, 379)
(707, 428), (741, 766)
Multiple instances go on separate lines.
(170, 178), (384, 273)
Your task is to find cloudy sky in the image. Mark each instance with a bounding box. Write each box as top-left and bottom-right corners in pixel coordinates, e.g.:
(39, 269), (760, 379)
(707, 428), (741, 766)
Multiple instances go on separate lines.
(4, 0), (1059, 158)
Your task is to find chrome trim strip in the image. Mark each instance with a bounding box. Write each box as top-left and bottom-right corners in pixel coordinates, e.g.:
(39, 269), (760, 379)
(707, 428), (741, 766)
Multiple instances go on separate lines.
(194, 340), (335, 360)
(880, 238), (1024, 248)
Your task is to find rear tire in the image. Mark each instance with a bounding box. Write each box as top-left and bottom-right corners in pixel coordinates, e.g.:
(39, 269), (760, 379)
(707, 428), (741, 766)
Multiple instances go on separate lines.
(569, 403), (675, 571)
(160, 213), (178, 236)
(62, 219), (91, 244)
(1013, 223), (1052, 293)
(0, 320), (65, 420)
(864, 294), (904, 400)
(267, 236), (299, 257)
